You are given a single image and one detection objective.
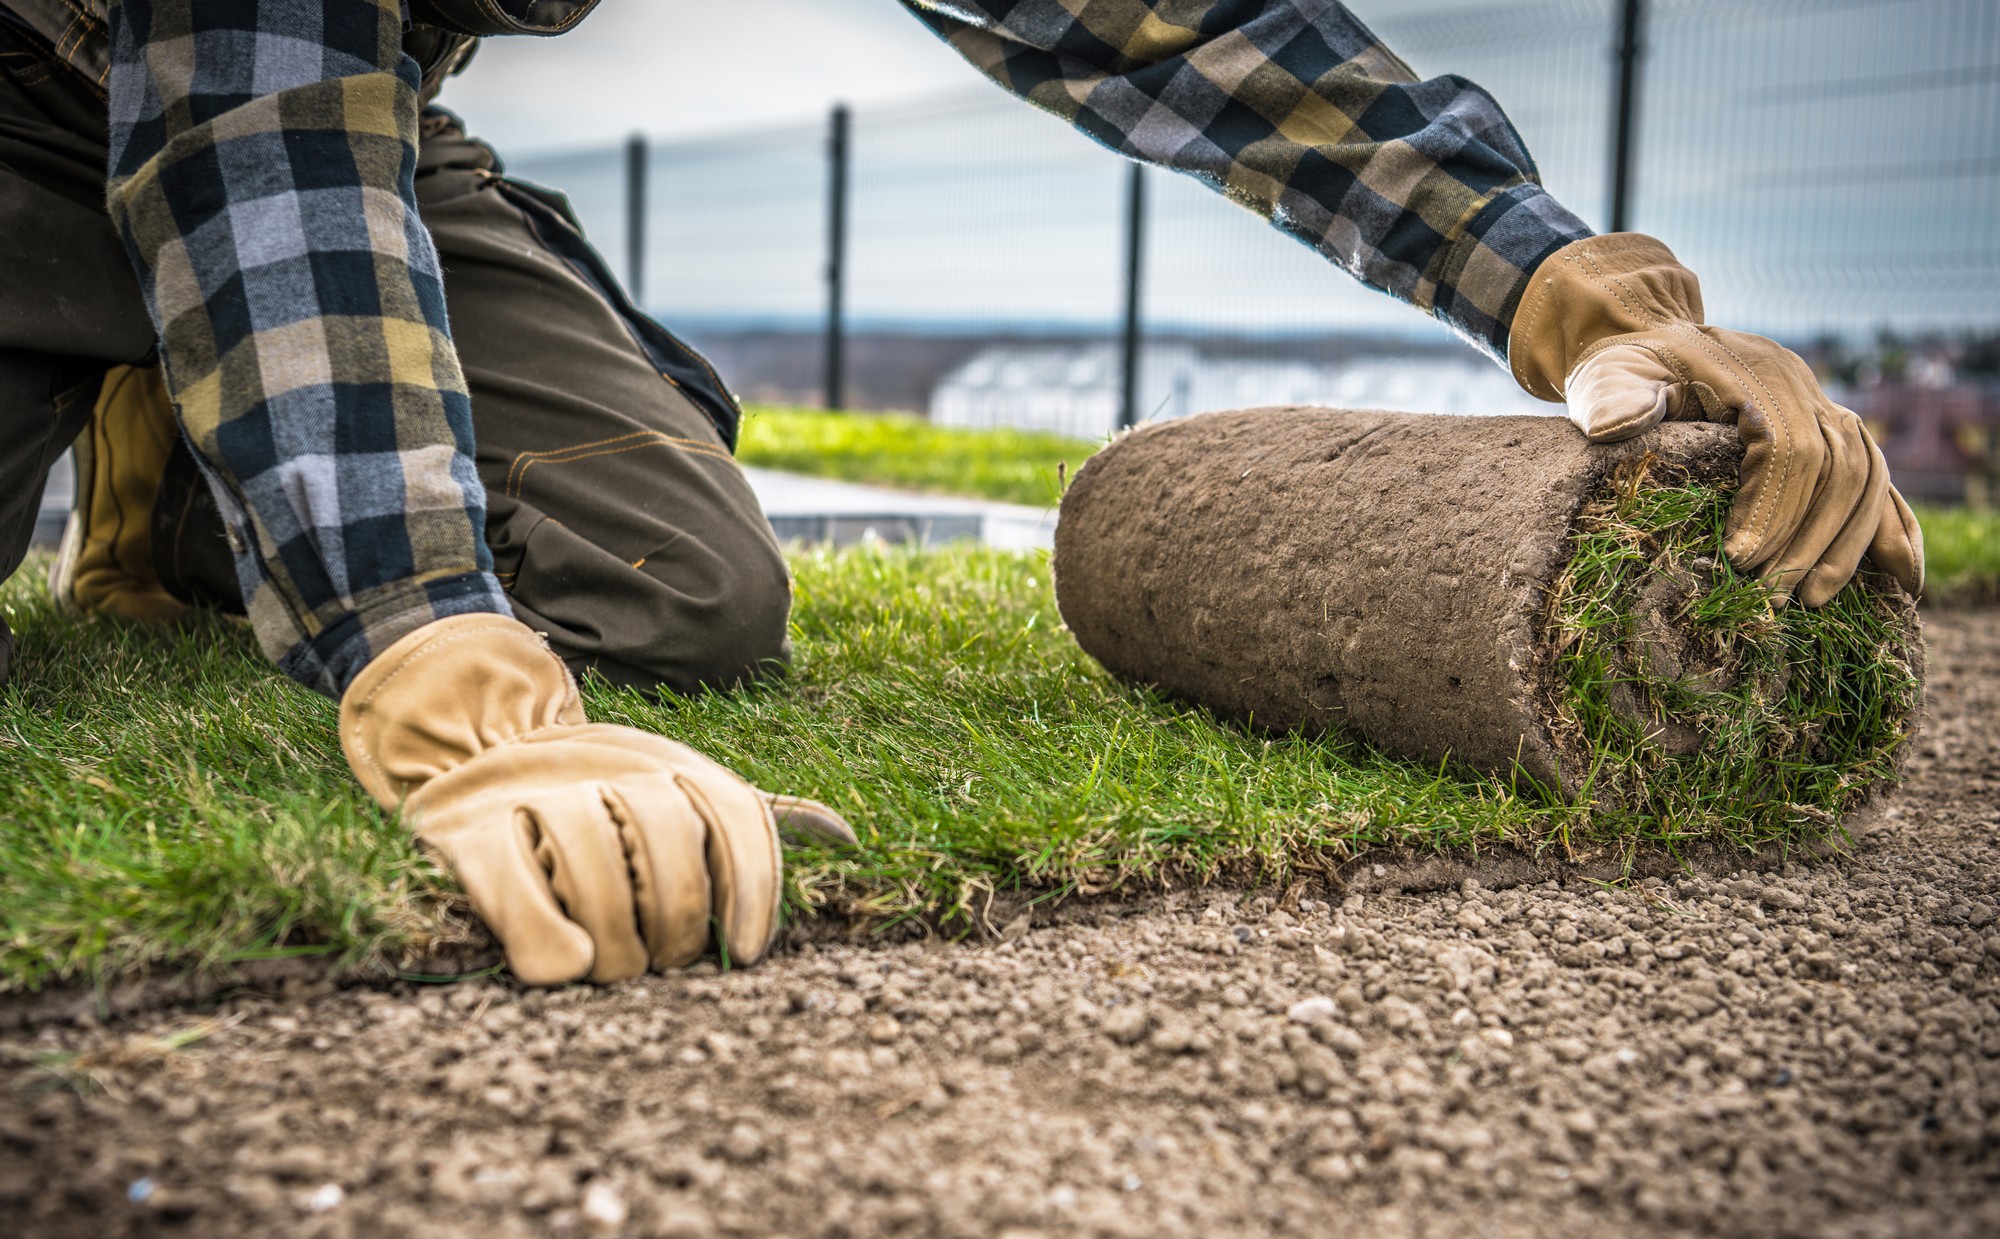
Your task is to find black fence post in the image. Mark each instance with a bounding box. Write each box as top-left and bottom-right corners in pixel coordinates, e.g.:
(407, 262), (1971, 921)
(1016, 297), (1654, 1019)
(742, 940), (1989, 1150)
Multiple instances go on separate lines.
(1608, 0), (1645, 233)
(624, 132), (647, 305)
(1118, 161), (1147, 431)
(824, 103), (851, 412)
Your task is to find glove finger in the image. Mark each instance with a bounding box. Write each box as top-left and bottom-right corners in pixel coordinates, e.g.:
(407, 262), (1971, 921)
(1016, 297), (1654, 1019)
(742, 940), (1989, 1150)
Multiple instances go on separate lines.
(515, 725), (784, 965)
(420, 803), (595, 986)
(767, 793), (860, 848)
(1761, 408), (1872, 606)
(530, 794), (651, 984)
(675, 769), (784, 968)
(1793, 426), (1890, 609)
(1722, 389), (1827, 575)
(1563, 344), (1680, 442)
(1867, 484), (1926, 600)
(605, 775), (714, 971)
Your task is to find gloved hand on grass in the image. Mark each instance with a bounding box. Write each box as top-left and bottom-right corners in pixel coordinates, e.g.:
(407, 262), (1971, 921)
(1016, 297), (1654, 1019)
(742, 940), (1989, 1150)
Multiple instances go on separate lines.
(340, 613), (855, 985)
(1509, 233), (1924, 607)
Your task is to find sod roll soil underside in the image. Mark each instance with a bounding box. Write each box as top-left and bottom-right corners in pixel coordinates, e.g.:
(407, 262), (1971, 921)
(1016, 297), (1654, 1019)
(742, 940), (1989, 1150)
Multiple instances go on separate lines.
(1054, 408), (1922, 821)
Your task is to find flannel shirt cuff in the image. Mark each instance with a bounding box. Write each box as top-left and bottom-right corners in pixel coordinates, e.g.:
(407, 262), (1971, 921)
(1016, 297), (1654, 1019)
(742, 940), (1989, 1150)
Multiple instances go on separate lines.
(1425, 181), (1595, 363)
(269, 568), (515, 698)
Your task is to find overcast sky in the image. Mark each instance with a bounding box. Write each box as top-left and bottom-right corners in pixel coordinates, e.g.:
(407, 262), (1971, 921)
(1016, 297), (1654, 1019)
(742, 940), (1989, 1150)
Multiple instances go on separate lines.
(438, 0), (989, 152)
(436, 0), (1477, 153)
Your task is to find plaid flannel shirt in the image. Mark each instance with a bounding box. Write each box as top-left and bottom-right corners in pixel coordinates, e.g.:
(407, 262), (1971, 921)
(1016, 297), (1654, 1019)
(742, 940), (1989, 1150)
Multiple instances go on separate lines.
(105, 0), (510, 698)
(902, 0), (1594, 357)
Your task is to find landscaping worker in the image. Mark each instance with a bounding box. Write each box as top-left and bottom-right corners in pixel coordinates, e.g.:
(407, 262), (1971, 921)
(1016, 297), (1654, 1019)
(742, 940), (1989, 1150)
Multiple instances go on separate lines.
(0, 1), (1924, 984)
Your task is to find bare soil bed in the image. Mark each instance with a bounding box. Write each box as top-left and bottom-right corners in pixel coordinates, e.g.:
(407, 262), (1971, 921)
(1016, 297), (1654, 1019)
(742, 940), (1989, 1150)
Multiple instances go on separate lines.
(3, 611), (1996, 1239)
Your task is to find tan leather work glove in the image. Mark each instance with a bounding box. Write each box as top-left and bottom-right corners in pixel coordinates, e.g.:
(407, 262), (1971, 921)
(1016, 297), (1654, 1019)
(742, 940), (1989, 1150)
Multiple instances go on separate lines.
(1510, 234), (1924, 607)
(49, 364), (189, 624)
(340, 613), (855, 985)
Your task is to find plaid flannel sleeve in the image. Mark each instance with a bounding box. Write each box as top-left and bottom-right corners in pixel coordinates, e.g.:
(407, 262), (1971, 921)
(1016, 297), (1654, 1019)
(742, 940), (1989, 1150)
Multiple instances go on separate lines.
(104, 0), (511, 698)
(901, 0), (1595, 360)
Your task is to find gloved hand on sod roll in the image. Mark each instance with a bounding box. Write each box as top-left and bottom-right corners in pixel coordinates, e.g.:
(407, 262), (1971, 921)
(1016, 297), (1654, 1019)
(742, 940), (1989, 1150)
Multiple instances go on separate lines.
(340, 613), (855, 985)
(1510, 233), (1924, 607)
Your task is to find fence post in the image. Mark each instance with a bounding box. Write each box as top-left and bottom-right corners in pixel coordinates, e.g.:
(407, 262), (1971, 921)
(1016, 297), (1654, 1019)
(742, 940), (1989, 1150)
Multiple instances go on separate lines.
(624, 132), (647, 305)
(1607, 0), (1645, 232)
(1118, 161), (1147, 431)
(824, 103), (851, 412)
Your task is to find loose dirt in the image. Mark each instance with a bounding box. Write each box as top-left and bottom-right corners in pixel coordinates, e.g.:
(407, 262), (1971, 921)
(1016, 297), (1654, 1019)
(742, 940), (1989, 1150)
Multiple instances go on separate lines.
(3, 611), (1996, 1239)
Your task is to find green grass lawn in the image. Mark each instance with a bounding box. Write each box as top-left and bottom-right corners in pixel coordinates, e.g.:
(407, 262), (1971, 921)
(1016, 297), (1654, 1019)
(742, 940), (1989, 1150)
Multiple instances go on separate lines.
(3, 409), (1994, 995)
(735, 405), (1098, 508)
(1917, 503), (2000, 606)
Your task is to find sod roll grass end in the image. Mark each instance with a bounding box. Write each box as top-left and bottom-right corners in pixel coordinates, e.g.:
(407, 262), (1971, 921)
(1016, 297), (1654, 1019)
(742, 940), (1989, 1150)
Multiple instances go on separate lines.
(1054, 408), (1923, 840)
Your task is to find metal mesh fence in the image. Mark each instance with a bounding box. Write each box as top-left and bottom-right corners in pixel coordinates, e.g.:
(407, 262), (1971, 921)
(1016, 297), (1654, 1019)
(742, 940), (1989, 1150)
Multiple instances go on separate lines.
(498, 0), (1996, 445)
(1634, 0), (2000, 335)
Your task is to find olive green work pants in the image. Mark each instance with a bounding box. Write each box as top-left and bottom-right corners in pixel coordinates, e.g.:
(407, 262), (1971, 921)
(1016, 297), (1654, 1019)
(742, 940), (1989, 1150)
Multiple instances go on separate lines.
(0, 26), (791, 695)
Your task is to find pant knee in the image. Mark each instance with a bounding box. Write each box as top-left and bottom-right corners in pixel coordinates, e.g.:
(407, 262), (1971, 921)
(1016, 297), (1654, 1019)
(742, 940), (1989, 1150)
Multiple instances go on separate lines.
(546, 530), (793, 698)
(668, 539), (794, 691)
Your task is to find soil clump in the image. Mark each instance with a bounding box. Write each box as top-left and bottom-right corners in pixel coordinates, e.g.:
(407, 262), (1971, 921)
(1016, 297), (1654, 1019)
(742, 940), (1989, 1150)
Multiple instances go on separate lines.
(2, 611), (1996, 1239)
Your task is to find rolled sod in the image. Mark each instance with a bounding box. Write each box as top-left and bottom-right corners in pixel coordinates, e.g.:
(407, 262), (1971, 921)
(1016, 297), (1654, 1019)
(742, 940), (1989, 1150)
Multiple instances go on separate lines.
(1054, 408), (1923, 829)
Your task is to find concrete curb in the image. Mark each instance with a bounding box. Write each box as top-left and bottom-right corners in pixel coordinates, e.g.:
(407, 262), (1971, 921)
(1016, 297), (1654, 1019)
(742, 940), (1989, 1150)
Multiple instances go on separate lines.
(746, 468), (1056, 550)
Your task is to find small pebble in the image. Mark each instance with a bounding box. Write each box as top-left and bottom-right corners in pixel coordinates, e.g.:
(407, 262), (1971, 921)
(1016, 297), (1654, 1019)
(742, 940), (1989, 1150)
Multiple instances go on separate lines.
(867, 1015), (902, 1044)
(1100, 1005), (1153, 1045)
(653, 1203), (717, 1239)
(581, 1181), (627, 1231)
(722, 1123), (766, 1163)
(298, 1183), (345, 1214)
(1286, 996), (1338, 1025)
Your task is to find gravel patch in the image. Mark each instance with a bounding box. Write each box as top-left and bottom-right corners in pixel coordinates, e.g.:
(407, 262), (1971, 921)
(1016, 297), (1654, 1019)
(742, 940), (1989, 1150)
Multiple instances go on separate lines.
(2, 611), (1995, 1239)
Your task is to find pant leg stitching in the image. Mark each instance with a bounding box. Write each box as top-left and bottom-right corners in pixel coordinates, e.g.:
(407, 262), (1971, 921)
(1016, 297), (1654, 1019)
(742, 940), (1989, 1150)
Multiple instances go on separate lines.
(507, 433), (735, 500)
(505, 430), (736, 497)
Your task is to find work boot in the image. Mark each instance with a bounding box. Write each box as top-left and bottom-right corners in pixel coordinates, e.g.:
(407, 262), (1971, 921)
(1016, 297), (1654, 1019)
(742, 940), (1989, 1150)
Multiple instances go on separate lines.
(49, 364), (188, 623)
(48, 364), (242, 620)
